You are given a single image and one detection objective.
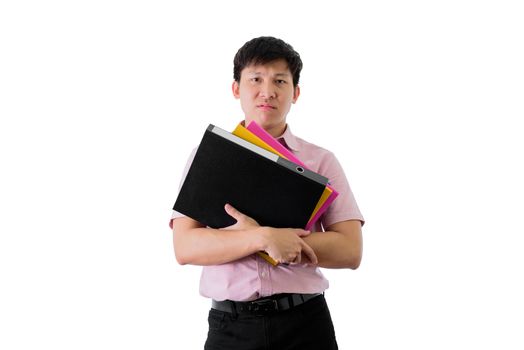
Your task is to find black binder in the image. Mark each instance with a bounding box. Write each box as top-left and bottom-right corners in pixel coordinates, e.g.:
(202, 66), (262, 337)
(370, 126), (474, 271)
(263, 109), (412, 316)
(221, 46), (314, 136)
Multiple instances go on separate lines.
(172, 124), (328, 229)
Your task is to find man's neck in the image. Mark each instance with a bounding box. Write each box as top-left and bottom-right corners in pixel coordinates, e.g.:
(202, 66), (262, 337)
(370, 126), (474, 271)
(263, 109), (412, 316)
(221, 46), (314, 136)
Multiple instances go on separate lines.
(242, 120), (287, 138)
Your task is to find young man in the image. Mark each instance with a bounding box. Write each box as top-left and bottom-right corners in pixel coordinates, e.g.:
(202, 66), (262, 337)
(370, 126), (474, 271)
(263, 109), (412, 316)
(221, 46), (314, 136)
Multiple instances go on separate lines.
(171, 36), (364, 350)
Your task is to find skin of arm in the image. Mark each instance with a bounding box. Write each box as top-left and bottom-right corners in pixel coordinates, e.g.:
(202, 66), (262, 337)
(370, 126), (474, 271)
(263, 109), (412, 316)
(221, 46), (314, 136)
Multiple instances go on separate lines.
(301, 220), (363, 269)
(173, 204), (361, 268)
(172, 204), (318, 266)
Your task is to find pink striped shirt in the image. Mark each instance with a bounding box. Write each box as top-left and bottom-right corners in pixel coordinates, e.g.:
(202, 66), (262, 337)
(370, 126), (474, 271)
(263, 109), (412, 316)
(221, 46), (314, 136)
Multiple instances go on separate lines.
(170, 124), (364, 301)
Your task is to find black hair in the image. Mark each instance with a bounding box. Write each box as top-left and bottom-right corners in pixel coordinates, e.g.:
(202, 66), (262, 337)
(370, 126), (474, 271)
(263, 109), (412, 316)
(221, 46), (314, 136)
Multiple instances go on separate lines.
(233, 36), (303, 87)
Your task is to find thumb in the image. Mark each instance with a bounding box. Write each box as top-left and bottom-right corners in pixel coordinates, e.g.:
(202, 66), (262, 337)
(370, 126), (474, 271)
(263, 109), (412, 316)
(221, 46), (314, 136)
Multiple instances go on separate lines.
(224, 203), (245, 221)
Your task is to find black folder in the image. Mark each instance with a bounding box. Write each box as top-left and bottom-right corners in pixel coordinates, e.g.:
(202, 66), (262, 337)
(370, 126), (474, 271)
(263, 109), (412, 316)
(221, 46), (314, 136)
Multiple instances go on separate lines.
(173, 124), (328, 229)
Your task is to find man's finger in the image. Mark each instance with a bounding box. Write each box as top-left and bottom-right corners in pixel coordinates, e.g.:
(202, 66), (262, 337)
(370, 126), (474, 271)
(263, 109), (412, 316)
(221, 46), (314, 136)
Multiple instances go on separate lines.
(301, 241), (318, 265)
(224, 203), (245, 221)
(295, 229), (311, 237)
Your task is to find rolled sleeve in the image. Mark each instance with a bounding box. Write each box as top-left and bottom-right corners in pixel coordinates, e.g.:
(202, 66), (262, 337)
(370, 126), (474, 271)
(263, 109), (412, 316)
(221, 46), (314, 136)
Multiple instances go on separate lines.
(169, 147), (197, 229)
(320, 152), (364, 229)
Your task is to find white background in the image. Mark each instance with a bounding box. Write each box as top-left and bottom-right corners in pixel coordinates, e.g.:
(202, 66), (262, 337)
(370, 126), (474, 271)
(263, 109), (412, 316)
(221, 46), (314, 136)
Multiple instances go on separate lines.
(1, 0), (523, 349)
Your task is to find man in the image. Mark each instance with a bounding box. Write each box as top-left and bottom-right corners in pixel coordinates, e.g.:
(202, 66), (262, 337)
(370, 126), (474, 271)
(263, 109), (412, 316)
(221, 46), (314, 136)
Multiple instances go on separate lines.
(171, 36), (364, 349)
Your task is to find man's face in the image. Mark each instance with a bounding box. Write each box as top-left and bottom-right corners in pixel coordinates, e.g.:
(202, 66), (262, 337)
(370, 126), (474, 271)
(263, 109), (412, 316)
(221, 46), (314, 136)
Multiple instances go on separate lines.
(232, 59), (300, 137)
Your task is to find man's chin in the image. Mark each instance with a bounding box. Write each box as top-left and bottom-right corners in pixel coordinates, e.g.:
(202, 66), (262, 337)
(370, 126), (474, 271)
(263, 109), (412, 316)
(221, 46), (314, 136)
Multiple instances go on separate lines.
(251, 113), (283, 126)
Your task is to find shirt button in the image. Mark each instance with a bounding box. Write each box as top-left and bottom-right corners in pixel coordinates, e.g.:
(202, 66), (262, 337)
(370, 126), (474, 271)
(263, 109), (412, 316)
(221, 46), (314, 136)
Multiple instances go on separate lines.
(261, 271), (267, 278)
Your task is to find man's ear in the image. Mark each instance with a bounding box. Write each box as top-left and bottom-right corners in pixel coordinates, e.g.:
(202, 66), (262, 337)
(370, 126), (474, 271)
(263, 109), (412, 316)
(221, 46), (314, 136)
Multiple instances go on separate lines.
(232, 81), (240, 99)
(292, 85), (301, 103)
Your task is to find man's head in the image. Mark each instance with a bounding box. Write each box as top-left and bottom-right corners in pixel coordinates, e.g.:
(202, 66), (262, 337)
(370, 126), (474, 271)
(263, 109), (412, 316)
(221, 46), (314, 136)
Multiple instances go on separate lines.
(232, 37), (303, 137)
(233, 36), (303, 87)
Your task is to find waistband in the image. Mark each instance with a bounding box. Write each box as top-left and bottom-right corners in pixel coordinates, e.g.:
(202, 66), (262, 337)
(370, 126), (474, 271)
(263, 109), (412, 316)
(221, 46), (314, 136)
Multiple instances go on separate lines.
(211, 293), (322, 315)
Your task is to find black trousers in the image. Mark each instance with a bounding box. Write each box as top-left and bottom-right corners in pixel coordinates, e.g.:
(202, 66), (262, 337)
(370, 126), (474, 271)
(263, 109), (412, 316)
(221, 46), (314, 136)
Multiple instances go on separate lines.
(204, 294), (338, 350)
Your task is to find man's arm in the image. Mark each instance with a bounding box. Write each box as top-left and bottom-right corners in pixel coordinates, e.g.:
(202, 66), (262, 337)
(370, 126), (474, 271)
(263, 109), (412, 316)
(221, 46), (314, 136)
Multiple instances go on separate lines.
(302, 220), (363, 269)
(172, 216), (261, 265)
(172, 204), (318, 266)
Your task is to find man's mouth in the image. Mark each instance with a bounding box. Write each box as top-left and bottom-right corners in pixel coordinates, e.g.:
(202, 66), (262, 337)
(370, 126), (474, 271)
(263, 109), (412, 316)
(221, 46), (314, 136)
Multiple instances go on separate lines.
(257, 104), (276, 110)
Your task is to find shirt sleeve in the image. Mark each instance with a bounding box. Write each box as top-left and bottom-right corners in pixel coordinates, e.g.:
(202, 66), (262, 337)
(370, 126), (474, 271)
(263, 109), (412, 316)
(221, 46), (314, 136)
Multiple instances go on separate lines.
(320, 152), (365, 229)
(169, 147), (198, 230)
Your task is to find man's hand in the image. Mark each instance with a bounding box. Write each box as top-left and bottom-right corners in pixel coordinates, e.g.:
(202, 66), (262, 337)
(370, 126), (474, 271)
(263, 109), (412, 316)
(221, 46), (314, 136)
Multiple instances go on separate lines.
(222, 204), (318, 265)
(222, 203), (260, 230)
(260, 227), (318, 265)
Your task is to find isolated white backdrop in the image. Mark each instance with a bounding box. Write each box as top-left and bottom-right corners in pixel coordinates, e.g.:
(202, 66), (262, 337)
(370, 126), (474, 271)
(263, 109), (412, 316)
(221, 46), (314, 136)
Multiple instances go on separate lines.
(1, 1), (523, 349)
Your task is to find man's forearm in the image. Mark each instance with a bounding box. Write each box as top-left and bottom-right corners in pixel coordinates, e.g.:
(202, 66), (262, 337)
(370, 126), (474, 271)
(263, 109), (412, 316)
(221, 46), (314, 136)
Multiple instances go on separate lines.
(303, 222), (363, 269)
(174, 226), (264, 266)
(173, 209), (317, 266)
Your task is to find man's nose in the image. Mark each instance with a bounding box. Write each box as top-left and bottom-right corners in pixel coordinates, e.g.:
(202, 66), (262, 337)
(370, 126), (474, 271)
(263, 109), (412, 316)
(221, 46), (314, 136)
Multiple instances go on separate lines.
(259, 82), (276, 99)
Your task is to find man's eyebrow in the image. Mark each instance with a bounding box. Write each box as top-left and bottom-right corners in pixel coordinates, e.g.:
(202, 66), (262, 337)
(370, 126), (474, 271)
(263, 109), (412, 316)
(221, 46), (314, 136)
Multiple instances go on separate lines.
(247, 71), (290, 77)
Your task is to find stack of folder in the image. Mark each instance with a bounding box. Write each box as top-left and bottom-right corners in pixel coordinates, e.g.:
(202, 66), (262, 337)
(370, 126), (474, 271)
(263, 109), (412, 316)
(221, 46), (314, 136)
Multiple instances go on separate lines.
(172, 121), (338, 265)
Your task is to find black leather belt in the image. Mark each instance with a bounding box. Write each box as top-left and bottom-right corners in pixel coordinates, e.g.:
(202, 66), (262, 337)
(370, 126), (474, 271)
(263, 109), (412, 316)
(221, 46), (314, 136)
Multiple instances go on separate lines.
(212, 293), (322, 315)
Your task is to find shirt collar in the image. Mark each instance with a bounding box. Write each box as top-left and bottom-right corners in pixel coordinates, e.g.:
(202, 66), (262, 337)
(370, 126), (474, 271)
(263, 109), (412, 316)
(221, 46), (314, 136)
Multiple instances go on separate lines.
(277, 124), (300, 152)
(239, 120), (300, 152)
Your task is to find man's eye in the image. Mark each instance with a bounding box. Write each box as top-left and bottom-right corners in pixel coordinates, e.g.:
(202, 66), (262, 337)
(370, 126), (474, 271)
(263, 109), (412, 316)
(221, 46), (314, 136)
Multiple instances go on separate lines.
(276, 80), (287, 84)
(251, 77), (260, 82)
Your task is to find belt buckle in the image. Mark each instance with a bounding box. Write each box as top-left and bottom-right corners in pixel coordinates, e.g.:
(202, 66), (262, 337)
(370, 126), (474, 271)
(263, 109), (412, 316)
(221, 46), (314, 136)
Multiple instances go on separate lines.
(250, 298), (278, 314)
